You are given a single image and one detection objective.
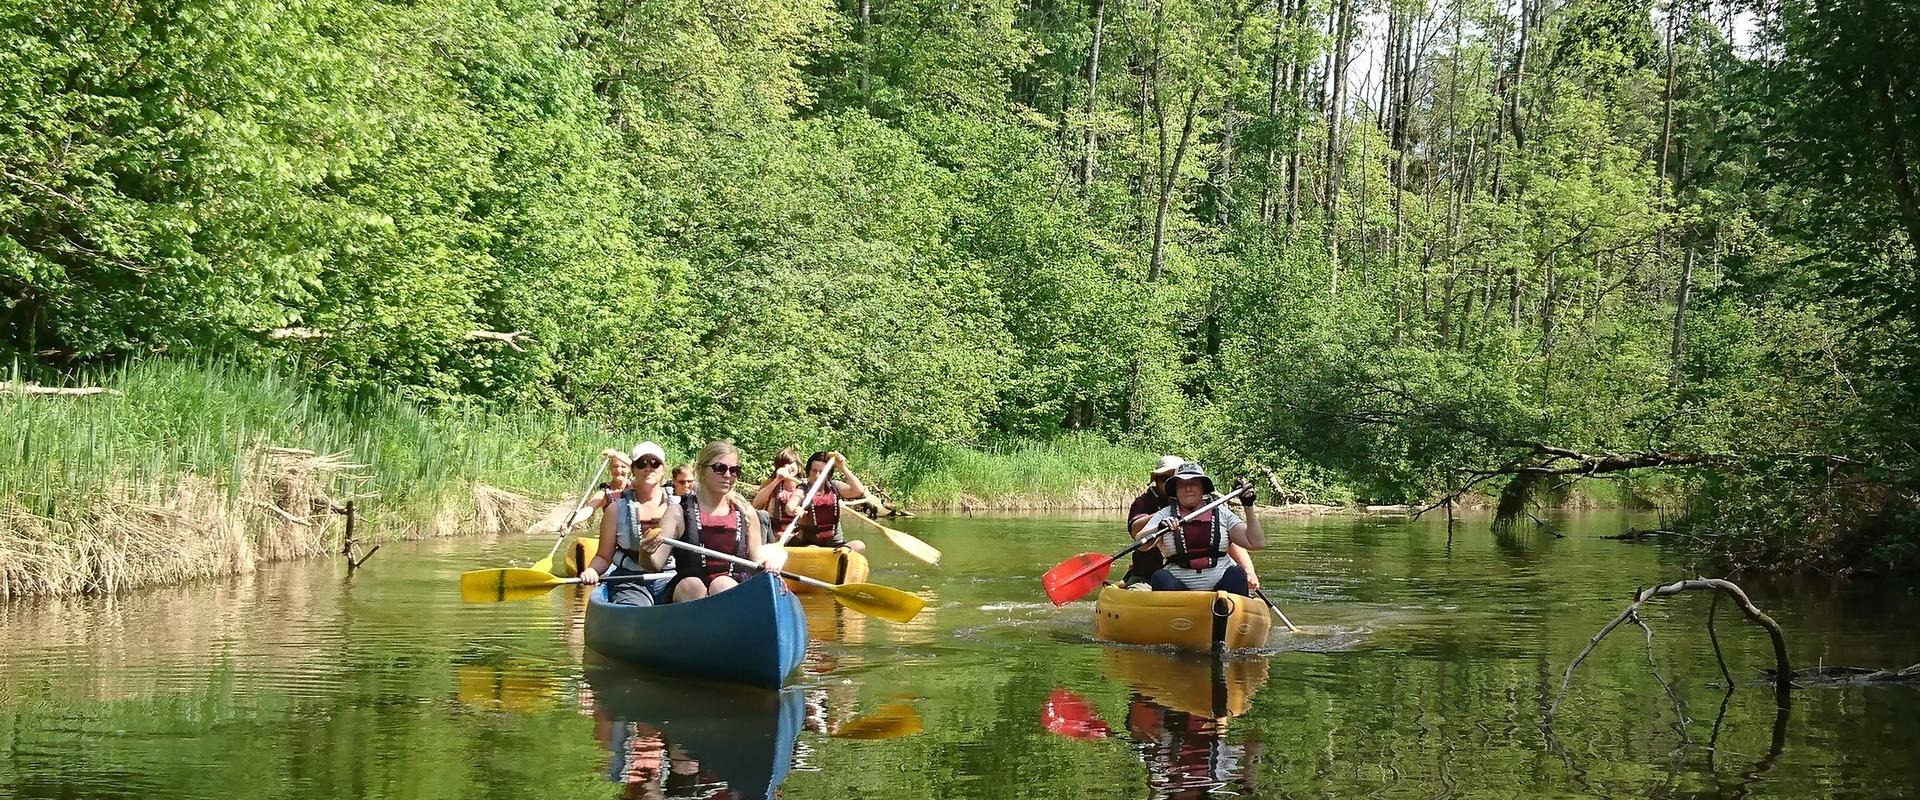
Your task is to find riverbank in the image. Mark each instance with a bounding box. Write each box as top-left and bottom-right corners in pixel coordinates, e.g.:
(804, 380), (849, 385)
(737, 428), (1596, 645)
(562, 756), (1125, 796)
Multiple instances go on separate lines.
(1, 361), (613, 600)
(1, 363), (1163, 599)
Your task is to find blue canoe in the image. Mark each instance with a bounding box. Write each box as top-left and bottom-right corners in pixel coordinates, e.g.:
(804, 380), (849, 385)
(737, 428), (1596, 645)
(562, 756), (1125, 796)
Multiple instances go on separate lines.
(584, 571), (808, 689)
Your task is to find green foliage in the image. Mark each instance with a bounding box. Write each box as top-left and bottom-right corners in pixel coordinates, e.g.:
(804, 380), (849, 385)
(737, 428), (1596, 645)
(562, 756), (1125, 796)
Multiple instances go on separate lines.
(4, 0), (1918, 571)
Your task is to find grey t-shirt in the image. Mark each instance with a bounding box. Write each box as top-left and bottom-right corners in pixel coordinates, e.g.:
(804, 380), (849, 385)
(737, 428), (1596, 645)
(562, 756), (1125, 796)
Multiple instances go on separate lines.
(1146, 503), (1245, 589)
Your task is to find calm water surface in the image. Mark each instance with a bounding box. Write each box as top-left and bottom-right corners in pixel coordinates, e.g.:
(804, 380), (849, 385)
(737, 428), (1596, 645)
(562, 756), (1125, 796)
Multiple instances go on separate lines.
(4, 512), (1918, 799)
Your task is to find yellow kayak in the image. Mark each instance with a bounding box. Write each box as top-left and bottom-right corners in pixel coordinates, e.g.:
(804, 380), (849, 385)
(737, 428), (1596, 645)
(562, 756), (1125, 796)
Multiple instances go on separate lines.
(535, 536), (600, 578)
(779, 545), (870, 592)
(1092, 585), (1272, 653)
(1102, 647), (1270, 718)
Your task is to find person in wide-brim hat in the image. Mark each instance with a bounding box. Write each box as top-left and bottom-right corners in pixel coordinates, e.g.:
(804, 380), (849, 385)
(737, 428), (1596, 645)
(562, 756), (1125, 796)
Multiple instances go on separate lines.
(1134, 462), (1266, 597)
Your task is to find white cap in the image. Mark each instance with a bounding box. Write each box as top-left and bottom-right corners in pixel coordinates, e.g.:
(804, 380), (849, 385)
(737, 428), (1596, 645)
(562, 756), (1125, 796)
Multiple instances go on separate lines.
(1151, 455), (1185, 475)
(630, 441), (666, 465)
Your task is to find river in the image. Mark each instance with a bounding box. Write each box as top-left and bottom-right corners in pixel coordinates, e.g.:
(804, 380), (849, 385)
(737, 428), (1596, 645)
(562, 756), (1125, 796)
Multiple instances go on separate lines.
(2, 511), (1917, 798)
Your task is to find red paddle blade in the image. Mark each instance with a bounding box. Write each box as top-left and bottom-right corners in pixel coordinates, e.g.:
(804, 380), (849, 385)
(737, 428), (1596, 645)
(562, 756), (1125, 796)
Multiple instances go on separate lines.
(1041, 552), (1113, 605)
(1041, 688), (1110, 739)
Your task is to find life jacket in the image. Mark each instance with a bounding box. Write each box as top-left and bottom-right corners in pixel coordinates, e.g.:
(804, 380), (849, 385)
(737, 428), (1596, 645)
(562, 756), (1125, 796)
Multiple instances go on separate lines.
(798, 482), (842, 545)
(1165, 507), (1225, 570)
(677, 493), (748, 577)
(770, 484), (800, 537)
(611, 486), (673, 574)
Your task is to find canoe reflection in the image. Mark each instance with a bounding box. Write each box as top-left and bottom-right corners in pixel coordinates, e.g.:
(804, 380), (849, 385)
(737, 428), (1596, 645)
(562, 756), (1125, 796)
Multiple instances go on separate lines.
(1043, 648), (1269, 799)
(584, 659), (803, 800)
(1108, 648), (1267, 799)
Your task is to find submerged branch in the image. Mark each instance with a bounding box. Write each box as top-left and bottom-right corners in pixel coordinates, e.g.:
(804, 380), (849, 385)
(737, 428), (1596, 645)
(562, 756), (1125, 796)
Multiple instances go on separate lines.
(1547, 578), (1791, 723)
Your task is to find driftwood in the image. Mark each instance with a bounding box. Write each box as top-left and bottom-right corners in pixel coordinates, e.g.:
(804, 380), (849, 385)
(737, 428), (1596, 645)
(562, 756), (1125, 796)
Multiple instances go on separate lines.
(1547, 578), (1791, 722)
(264, 327), (531, 352)
(1602, 527), (1678, 541)
(1771, 664), (1920, 686)
(1, 383), (121, 397)
(463, 329), (532, 351)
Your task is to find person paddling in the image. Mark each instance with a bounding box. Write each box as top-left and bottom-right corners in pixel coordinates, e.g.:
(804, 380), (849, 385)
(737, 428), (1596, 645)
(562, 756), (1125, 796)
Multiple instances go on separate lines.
(1126, 457), (1264, 592)
(786, 451), (869, 553)
(1139, 463), (1263, 595)
(578, 442), (677, 606)
(753, 447), (804, 541)
(645, 441), (782, 602)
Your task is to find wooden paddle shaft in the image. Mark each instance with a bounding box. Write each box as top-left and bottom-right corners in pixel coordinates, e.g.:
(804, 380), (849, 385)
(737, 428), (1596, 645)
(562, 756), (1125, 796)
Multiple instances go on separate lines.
(546, 456), (610, 560)
(775, 455), (837, 544)
(656, 536), (836, 592)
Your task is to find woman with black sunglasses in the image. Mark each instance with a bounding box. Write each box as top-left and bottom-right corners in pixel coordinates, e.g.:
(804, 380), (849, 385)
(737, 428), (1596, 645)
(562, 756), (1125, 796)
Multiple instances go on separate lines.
(645, 440), (783, 602)
(578, 442), (678, 605)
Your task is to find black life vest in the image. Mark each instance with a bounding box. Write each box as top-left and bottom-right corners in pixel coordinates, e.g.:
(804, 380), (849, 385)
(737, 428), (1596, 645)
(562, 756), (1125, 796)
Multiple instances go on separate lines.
(1165, 508), (1225, 570)
(676, 493), (748, 577)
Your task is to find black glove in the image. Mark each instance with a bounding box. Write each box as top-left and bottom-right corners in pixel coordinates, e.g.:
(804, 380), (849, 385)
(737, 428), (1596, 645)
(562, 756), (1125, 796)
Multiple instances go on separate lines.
(1234, 478), (1257, 508)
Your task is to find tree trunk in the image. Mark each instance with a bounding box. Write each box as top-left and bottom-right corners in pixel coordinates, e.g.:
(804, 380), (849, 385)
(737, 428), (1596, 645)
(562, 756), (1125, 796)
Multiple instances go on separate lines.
(1669, 247), (1694, 390)
(858, 0), (872, 103)
(1149, 86), (1204, 282)
(1080, 0), (1107, 187)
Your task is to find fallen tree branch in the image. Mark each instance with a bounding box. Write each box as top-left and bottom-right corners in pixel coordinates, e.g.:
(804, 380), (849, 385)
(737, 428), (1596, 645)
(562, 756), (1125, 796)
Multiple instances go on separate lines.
(265, 326), (327, 340)
(1, 383), (121, 397)
(465, 330), (531, 351)
(1547, 577), (1791, 722)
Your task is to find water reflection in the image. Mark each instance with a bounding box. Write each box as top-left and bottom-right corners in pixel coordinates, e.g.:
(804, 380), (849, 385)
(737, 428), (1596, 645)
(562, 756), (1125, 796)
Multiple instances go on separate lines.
(1044, 648), (1271, 798)
(583, 660), (803, 800)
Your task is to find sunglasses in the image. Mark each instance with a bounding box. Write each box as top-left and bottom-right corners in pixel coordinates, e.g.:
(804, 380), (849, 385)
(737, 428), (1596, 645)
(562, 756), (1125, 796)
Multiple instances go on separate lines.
(707, 463), (743, 477)
(635, 456), (663, 468)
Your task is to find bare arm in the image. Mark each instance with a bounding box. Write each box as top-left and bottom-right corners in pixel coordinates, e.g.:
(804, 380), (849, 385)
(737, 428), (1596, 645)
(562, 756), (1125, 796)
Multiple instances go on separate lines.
(1228, 510), (1264, 551)
(829, 452), (868, 500)
(1227, 542), (1260, 589)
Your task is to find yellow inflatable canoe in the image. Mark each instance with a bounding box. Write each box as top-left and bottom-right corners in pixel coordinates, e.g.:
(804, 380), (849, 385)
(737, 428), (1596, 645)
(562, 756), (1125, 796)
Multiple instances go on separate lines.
(1093, 585), (1272, 653)
(779, 545), (870, 593)
(1102, 647), (1270, 718)
(536, 536), (600, 578)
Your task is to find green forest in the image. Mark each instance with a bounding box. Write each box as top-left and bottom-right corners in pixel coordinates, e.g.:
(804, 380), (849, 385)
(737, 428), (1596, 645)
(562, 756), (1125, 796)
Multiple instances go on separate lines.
(3, 0), (1917, 573)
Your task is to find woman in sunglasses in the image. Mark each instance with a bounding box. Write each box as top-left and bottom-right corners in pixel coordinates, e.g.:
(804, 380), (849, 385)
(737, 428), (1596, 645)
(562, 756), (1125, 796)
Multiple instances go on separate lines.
(578, 442), (678, 605)
(643, 440), (783, 602)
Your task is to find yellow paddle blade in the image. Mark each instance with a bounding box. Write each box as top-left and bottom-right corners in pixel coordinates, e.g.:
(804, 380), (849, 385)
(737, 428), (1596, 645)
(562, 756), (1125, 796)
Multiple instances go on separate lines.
(829, 581), (926, 624)
(846, 512), (941, 565)
(832, 703), (923, 739)
(459, 568), (568, 603)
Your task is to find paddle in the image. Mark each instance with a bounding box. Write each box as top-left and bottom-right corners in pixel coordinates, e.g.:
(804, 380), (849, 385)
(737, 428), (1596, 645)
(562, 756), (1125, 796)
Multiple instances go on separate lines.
(773, 457), (836, 546)
(654, 536), (926, 624)
(1040, 688), (1111, 740)
(460, 567), (672, 604)
(1040, 486), (1248, 606)
(541, 453), (612, 562)
(1253, 588), (1302, 633)
(830, 703), (924, 739)
(843, 508), (941, 565)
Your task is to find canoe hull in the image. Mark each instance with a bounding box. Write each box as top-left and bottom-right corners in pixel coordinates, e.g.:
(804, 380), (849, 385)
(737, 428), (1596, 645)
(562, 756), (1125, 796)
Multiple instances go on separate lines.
(1093, 585), (1271, 652)
(780, 545), (869, 592)
(585, 572), (808, 689)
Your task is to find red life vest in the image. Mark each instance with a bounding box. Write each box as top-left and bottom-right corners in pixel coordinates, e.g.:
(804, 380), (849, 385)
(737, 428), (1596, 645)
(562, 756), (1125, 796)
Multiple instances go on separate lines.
(677, 494), (747, 577)
(770, 484), (799, 535)
(798, 483), (841, 544)
(1166, 508), (1225, 570)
